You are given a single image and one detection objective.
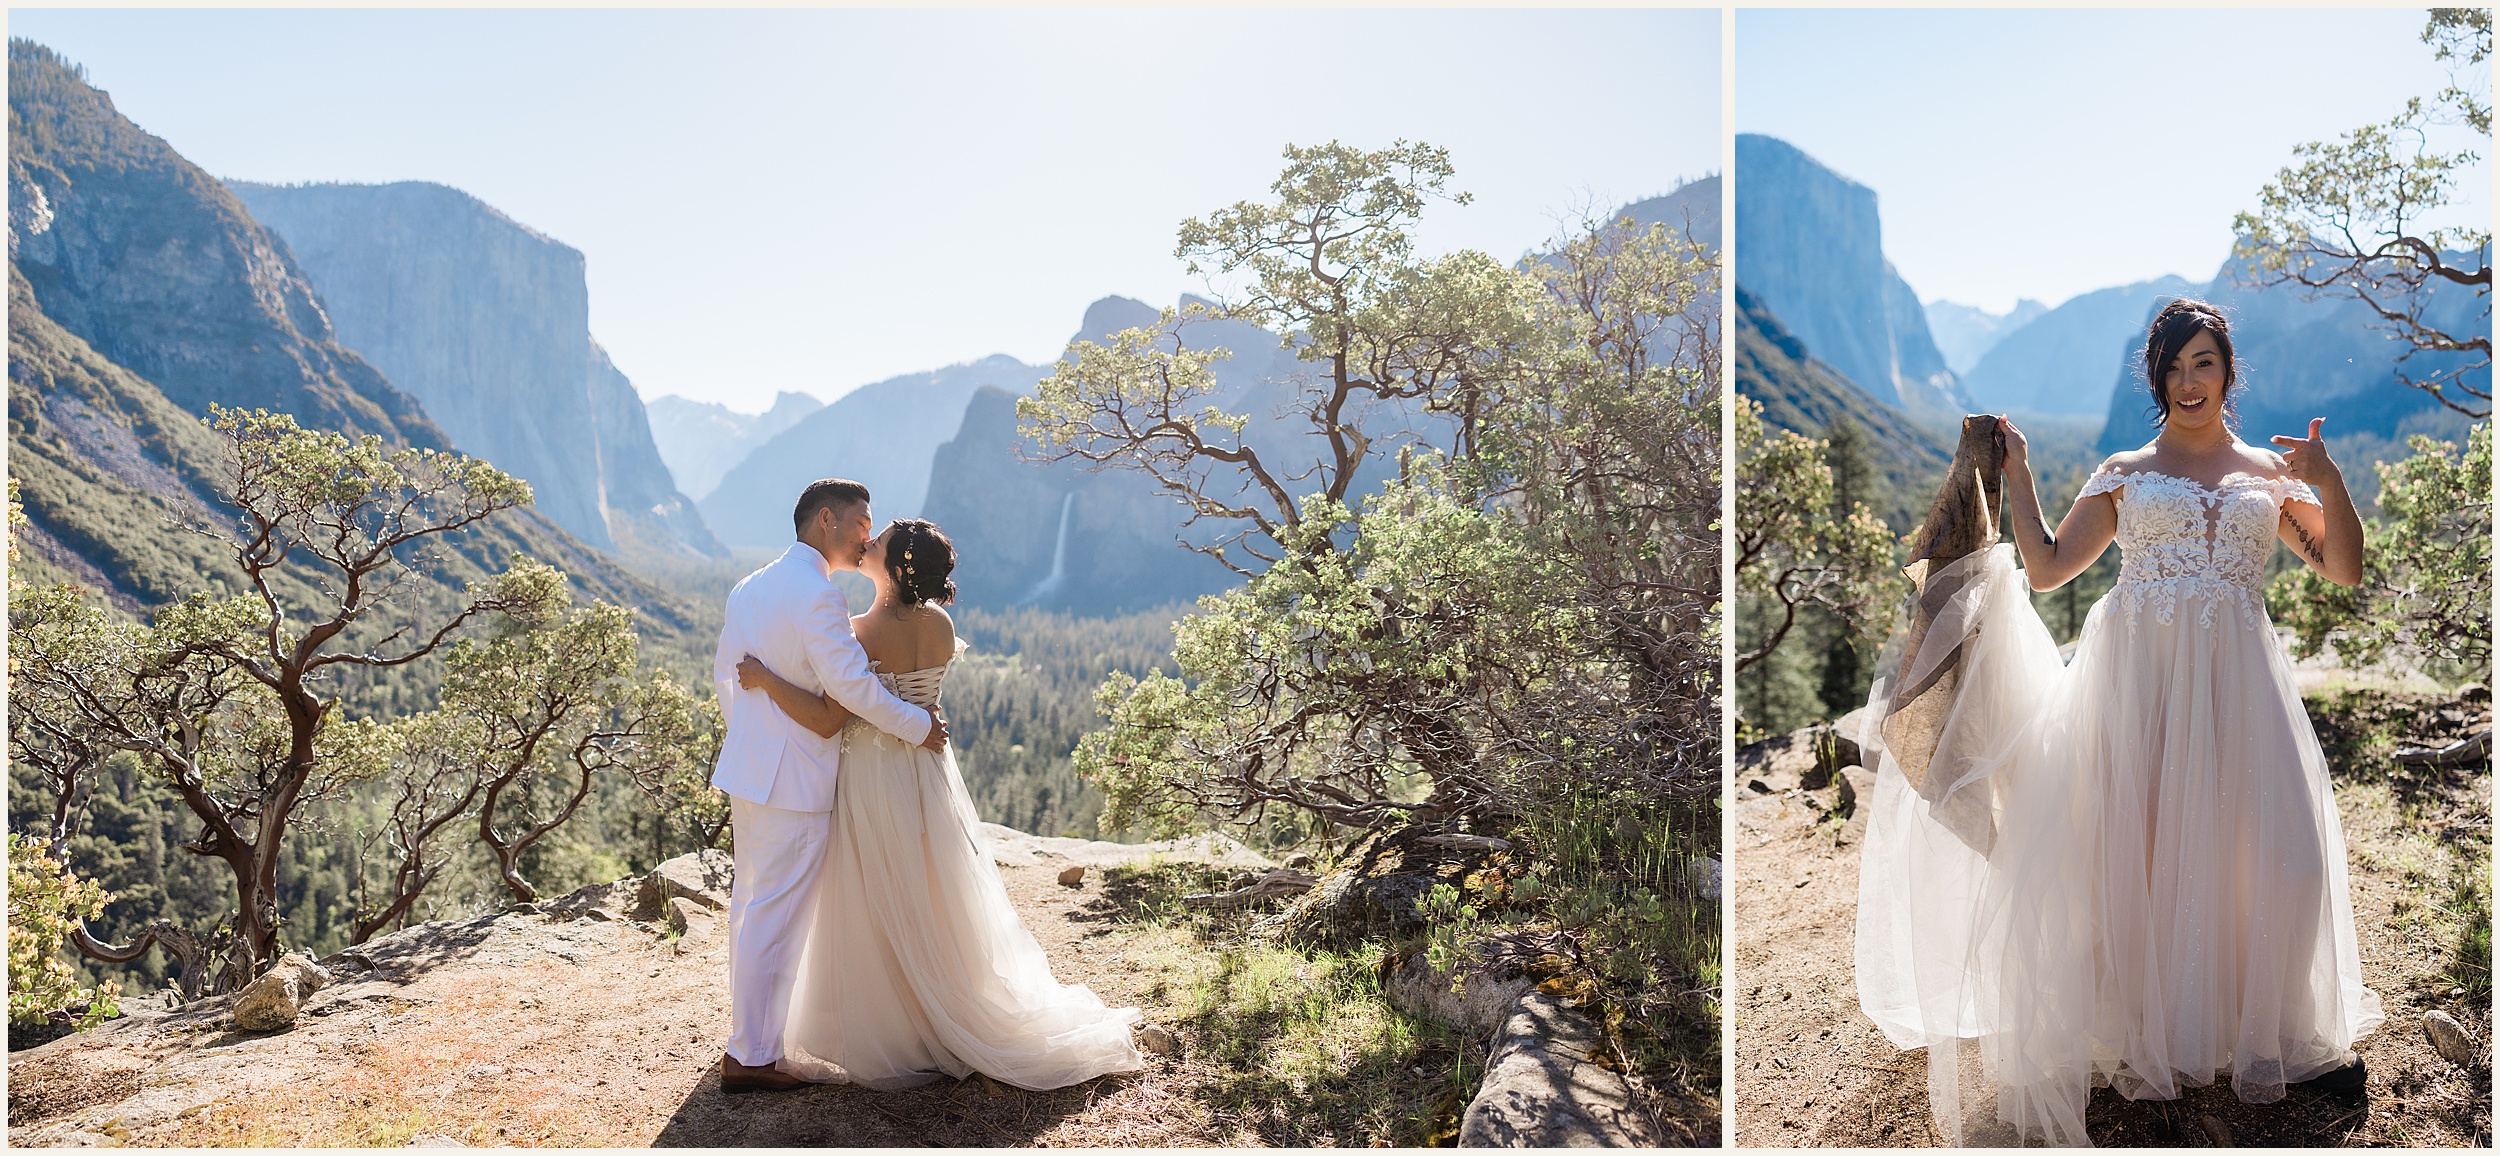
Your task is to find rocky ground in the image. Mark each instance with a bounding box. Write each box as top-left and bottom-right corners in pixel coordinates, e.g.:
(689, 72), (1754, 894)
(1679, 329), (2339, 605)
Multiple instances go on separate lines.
(1731, 681), (2494, 1148)
(6, 829), (1288, 1148)
(9, 823), (1691, 1148)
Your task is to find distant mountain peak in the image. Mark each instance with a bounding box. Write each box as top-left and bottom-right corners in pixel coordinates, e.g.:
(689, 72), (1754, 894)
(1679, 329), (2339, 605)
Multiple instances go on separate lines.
(1615, 175), (1721, 252)
(1925, 297), (2053, 375)
(1079, 296), (1162, 344)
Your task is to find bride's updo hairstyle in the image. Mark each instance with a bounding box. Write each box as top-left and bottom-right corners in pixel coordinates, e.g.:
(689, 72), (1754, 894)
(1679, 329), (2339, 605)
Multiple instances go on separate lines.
(2142, 298), (2240, 430)
(884, 518), (957, 607)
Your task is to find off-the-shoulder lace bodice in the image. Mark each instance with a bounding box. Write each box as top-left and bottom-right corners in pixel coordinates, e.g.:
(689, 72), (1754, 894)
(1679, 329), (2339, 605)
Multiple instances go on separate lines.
(842, 638), (966, 743)
(2078, 469), (2317, 629)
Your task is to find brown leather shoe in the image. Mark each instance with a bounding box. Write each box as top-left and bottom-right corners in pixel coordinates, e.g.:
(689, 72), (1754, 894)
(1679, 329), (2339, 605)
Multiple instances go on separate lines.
(721, 1054), (807, 1094)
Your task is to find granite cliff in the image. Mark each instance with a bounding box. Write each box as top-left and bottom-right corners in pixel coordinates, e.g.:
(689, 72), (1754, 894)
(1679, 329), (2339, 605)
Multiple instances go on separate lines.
(916, 293), (1348, 615)
(1734, 134), (1967, 417)
(228, 180), (723, 557)
(2094, 249), (2488, 458)
(5, 40), (702, 658)
(1734, 285), (1951, 532)
(921, 383), (1240, 614)
(1619, 175), (1721, 249)
(7, 41), (442, 451)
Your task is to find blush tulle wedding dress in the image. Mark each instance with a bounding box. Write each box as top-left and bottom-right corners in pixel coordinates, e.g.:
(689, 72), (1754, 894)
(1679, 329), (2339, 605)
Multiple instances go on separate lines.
(778, 641), (1146, 1091)
(1854, 468), (2383, 1146)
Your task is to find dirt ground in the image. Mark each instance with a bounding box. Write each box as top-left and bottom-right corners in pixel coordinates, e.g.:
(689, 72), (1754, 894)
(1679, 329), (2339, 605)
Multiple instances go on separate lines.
(6, 856), (1377, 1148)
(1730, 688), (2493, 1148)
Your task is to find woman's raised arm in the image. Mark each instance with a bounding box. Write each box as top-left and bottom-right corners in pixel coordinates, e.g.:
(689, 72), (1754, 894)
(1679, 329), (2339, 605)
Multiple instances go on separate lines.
(1999, 417), (2120, 592)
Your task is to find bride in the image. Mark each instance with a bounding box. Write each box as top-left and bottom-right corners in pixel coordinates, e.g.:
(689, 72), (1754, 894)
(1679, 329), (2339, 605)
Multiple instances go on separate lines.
(733, 517), (1146, 1091)
(1854, 299), (2383, 1146)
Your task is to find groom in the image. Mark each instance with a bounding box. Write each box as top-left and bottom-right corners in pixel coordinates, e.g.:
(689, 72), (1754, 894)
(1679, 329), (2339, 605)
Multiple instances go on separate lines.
(710, 478), (948, 1094)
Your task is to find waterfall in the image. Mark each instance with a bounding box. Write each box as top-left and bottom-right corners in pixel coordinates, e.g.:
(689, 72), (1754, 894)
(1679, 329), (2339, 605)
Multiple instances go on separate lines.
(1017, 492), (1075, 606)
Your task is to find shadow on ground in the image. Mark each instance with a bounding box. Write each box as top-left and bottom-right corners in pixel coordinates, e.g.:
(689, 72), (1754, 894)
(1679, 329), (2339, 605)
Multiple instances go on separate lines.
(651, 1068), (1133, 1147)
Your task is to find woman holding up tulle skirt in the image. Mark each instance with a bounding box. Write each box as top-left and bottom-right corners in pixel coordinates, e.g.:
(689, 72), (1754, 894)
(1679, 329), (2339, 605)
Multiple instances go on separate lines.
(1854, 299), (2382, 1146)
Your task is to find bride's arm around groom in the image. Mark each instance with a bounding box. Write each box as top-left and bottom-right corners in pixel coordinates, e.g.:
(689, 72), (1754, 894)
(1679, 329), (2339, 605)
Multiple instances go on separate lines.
(788, 573), (944, 744)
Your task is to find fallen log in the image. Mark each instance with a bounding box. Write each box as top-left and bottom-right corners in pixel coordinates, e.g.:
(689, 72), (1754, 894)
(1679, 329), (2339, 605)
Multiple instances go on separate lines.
(2395, 728), (2494, 768)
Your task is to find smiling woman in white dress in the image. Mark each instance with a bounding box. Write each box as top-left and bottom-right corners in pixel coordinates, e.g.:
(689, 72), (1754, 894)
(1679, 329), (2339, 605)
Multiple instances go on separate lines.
(734, 517), (1146, 1092)
(1854, 299), (2382, 1146)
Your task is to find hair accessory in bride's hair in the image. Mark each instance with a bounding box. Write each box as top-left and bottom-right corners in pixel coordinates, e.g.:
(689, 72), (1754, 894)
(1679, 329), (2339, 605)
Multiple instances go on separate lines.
(883, 519), (957, 607)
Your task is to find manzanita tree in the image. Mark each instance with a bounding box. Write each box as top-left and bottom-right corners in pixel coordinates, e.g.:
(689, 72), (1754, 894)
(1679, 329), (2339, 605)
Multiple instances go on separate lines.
(1021, 142), (1719, 840)
(8, 406), (560, 991)
(1731, 396), (1899, 679)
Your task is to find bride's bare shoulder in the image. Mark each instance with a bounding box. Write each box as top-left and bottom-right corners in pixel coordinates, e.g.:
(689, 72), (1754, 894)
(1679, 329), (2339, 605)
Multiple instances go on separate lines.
(911, 604), (957, 649)
(2232, 442), (2293, 478)
(2096, 448), (2158, 476)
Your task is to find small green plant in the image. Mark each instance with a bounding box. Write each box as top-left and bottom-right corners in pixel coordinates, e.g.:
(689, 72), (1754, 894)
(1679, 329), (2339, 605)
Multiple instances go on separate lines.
(2448, 861), (2493, 1006)
(8, 833), (123, 1031)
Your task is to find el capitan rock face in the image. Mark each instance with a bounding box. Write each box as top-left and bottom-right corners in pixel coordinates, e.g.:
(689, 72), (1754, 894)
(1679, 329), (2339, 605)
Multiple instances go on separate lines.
(1734, 285), (1951, 532)
(1734, 134), (1966, 416)
(229, 179), (723, 557)
(7, 41), (445, 452)
(7, 39), (705, 650)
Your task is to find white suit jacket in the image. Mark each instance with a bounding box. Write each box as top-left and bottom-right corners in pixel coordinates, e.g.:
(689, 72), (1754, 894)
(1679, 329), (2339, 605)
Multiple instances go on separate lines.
(709, 544), (934, 812)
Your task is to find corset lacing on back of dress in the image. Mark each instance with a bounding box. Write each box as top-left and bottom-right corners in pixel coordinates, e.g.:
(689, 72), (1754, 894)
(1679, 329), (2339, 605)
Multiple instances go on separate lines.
(842, 638), (964, 745)
(2080, 469), (2318, 631)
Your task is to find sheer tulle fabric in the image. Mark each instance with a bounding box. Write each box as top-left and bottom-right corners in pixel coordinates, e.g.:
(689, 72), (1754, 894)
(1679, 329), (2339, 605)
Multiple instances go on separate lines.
(1855, 473), (2381, 1147)
(779, 652), (1145, 1091)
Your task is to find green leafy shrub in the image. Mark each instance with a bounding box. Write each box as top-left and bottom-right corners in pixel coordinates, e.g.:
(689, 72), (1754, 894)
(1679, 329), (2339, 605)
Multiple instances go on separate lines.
(8, 833), (121, 1030)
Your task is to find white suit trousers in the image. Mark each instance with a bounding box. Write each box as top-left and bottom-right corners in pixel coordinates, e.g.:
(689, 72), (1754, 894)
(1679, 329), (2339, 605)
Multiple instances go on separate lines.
(725, 795), (834, 1065)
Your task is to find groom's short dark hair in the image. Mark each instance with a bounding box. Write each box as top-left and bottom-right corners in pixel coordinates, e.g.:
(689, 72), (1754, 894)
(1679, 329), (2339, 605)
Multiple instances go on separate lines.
(793, 479), (871, 537)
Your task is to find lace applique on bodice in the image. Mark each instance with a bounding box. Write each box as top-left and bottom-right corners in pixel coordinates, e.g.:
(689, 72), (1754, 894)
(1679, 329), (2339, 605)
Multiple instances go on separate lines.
(2079, 469), (2317, 630)
(841, 638), (966, 744)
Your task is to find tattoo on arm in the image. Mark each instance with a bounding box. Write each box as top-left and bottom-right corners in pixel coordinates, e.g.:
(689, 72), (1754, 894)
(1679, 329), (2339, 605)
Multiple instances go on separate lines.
(2287, 514), (2326, 567)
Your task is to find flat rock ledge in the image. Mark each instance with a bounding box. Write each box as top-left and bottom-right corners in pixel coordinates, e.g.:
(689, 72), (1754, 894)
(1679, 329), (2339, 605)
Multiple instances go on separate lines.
(1459, 992), (1665, 1148)
(1384, 950), (1670, 1148)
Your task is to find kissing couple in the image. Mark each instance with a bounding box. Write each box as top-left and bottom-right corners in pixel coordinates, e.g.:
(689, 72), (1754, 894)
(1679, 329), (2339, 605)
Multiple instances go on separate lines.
(708, 478), (1147, 1093)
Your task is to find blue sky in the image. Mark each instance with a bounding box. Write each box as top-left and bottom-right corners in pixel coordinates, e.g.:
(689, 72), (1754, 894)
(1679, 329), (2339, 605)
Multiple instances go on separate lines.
(12, 9), (1722, 412)
(1738, 8), (2490, 316)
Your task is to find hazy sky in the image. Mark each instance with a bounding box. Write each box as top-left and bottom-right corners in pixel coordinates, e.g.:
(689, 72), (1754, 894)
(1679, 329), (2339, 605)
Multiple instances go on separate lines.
(13, 9), (1722, 412)
(1738, 8), (2490, 316)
